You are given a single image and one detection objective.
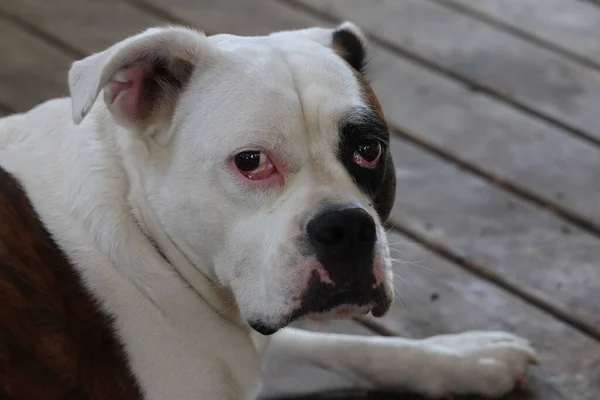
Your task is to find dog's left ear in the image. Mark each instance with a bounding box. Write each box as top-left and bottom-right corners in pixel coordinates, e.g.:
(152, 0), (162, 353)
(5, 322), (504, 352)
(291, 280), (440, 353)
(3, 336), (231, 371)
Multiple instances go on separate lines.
(281, 21), (369, 74)
(68, 26), (208, 129)
(330, 22), (369, 74)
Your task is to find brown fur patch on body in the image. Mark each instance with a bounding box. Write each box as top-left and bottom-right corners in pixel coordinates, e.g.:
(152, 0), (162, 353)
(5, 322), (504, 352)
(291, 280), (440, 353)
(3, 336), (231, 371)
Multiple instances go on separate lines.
(0, 166), (143, 399)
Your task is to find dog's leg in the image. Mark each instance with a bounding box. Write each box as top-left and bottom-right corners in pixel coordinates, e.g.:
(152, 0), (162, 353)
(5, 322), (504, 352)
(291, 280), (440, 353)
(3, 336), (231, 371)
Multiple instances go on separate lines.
(270, 328), (538, 398)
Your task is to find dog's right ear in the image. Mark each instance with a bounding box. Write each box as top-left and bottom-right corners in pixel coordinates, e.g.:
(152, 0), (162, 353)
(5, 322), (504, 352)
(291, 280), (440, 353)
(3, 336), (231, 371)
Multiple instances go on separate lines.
(68, 26), (207, 130)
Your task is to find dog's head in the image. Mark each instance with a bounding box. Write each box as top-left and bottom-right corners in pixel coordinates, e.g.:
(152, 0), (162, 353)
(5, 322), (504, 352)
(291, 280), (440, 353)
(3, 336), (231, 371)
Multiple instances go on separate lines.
(69, 23), (396, 335)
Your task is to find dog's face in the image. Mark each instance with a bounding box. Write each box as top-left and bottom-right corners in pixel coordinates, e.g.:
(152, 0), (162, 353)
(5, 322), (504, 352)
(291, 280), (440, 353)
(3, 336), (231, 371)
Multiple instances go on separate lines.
(69, 23), (396, 335)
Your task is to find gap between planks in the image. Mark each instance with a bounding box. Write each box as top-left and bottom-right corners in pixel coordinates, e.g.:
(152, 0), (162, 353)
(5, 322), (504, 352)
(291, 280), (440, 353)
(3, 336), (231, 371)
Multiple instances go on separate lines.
(2, 0), (599, 343)
(280, 0), (600, 149)
(582, 0), (600, 8)
(0, 8), (83, 58)
(429, 0), (600, 74)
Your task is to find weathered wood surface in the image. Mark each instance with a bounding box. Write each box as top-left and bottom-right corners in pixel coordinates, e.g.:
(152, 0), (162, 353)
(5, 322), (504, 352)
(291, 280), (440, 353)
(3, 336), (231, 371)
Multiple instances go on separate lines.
(0, 0), (162, 55)
(0, 0), (599, 399)
(296, 0), (600, 145)
(0, 18), (70, 111)
(387, 137), (600, 337)
(372, 231), (599, 398)
(365, 45), (600, 230)
(439, 0), (600, 67)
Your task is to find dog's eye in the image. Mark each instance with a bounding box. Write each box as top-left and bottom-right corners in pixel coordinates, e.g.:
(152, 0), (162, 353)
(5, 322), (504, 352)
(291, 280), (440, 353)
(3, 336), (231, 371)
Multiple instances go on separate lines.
(235, 151), (261, 171)
(353, 140), (382, 169)
(234, 150), (276, 180)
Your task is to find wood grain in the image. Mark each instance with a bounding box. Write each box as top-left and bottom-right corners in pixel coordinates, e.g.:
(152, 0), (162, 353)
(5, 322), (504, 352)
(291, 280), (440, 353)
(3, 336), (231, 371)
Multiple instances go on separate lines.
(372, 230), (599, 398)
(440, 0), (600, 68)
(0, 0), (162, 54)
(365, 44), (600, 229)
(386, 136), (600, 336)
(0, 19), (70, 111)
(296, 0), (600, 144)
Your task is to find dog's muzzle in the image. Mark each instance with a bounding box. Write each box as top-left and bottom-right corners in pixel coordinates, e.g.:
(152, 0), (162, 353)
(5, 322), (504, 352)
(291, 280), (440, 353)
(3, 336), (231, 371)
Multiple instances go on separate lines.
(248, 204), (392, 336)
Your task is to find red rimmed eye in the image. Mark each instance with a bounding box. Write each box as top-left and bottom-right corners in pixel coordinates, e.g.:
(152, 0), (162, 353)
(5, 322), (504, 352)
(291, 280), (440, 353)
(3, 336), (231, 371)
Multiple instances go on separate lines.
(234, 150), (276, 180)
(352, 140), (382, 169)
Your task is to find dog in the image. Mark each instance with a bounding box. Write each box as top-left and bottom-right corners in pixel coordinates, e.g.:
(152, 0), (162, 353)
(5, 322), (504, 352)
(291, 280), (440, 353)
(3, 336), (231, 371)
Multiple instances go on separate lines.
(0, 22), (538, 399)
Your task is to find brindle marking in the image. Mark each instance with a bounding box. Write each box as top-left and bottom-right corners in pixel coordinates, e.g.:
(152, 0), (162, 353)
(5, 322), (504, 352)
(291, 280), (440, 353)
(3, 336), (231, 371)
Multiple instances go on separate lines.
(0, 166), (142, 399)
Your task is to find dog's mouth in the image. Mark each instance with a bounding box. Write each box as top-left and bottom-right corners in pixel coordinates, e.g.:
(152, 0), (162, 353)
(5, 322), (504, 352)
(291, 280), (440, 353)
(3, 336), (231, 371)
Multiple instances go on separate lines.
(248, 282), (391, 336)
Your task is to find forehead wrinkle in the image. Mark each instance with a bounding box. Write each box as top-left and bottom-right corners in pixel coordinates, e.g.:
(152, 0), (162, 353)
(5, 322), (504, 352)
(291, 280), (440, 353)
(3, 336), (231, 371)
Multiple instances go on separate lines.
(268, 40), (373, 190)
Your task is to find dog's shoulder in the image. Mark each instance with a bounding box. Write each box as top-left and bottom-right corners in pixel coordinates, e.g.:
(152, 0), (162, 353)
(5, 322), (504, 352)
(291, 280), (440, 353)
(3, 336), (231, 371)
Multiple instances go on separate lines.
(0, 166), (143, 399)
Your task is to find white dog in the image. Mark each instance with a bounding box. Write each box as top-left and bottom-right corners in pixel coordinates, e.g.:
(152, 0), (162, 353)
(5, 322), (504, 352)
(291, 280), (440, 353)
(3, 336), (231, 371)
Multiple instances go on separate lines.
(0, 23), (537, 400)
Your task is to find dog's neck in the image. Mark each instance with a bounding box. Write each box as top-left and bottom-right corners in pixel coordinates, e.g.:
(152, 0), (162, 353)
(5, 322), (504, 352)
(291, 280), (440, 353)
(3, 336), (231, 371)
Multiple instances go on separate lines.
(103, 111), (244, 329)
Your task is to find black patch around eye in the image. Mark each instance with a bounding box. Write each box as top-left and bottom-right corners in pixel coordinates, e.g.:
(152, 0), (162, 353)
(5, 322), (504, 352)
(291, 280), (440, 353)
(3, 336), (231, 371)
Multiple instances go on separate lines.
(332, 29), (367, 74)
(337, 108), (396, 222)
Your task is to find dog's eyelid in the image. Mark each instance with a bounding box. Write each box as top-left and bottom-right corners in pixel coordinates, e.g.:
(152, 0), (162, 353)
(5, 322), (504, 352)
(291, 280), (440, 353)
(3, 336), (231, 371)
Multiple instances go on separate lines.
(342, 122), (389, 145)
(362, 133), (389, 146)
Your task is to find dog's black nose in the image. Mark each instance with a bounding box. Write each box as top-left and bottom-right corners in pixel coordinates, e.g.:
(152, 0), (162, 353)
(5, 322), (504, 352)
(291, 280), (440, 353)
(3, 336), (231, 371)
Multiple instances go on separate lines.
(306, 206), (376, 280)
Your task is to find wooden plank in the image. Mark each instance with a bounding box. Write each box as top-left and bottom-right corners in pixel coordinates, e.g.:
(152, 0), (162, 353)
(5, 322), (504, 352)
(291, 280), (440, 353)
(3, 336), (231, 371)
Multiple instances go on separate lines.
(370, 230), (599, 399)
(0, 0), (162, 54)
(441, 0), (600, 67)
(0, 18), (71, 111)
(6, 0), (600, 229)
(296, 0), (600, 143)
(126, 0), (317, 35)
(386, 136), (600, 335)
(364, 43), (600, 229)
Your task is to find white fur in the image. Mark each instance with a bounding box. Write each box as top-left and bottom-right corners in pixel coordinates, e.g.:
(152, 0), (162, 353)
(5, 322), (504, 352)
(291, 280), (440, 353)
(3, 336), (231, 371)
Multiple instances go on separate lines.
(0, 24), (537, 399)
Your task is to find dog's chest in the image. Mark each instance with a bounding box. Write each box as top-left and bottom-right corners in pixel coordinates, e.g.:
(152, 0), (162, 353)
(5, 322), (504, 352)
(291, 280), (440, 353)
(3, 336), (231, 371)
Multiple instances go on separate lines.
(0, 166), (144, 399)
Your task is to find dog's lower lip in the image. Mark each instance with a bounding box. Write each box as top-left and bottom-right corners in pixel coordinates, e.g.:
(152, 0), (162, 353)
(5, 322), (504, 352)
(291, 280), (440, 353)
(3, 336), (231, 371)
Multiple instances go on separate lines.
(371, 298), (389, 317)
(248, 321), (279, 336)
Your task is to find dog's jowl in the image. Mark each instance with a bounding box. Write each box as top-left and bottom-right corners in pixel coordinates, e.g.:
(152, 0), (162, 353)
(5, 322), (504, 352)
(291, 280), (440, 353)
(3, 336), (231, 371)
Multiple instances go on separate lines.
(0, 22), (537, 400)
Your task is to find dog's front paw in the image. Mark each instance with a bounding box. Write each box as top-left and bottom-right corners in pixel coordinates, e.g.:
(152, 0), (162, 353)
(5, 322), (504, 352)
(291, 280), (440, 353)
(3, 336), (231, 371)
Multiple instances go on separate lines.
(417, 331), (539, 398)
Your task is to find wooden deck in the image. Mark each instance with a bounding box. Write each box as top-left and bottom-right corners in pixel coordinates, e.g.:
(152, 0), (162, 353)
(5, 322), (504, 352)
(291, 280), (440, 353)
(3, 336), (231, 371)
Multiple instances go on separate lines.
(0, 0), (599, 399)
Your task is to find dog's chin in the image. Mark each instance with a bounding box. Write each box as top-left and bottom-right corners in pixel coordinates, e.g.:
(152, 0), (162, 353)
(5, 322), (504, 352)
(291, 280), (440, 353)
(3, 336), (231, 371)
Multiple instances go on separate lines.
(247, 287), (392, 336)
(308, 303), (372, 321)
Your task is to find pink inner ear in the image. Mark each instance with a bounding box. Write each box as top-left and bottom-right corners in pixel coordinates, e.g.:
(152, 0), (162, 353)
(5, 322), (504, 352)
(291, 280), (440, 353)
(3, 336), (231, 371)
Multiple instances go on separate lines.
(105, 64), (152, 124)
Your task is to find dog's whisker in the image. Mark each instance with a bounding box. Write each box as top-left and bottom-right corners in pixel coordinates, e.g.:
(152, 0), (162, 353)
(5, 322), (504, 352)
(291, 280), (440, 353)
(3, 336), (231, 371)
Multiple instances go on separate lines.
(384, 224), (397, 234)
(391, 259), (435, 272)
